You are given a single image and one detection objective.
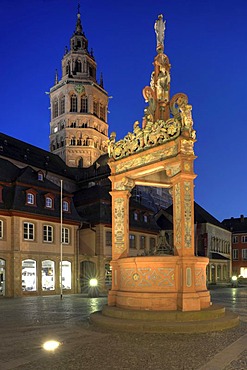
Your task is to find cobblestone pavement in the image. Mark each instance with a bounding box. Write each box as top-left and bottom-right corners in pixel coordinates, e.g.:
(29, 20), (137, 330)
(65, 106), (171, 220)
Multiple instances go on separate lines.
(0, 288), (246, 370)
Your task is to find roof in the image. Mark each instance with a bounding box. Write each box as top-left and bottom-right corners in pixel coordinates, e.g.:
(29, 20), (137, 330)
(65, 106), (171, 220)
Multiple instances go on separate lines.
(222, 216), (247, 233)
(155, 202), (226, 230)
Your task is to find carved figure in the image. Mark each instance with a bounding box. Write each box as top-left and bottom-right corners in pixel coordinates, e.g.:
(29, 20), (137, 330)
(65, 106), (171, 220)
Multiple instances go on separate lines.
(154, 14), (166, 49)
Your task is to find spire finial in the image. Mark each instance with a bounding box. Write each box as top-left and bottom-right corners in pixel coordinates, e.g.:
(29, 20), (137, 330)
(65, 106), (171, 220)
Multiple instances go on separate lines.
(55, 69), (58, 85)
(75, 1), (83, 35)
(154, 14), (166, 53)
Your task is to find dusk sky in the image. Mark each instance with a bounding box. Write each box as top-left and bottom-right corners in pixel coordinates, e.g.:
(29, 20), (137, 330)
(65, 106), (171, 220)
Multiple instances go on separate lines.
(1, 0), (247, 222)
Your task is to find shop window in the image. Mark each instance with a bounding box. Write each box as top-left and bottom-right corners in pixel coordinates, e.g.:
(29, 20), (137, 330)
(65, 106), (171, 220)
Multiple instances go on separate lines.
(105, 263), (112, 286)
(129, 234), (136, 249)
(0, 259), (5, 296)
(60, 261), (71, 289)
(242, 249), (247, 260)
(106, 231), (112, 247)
(140, 235), (146, 249)
(23, 222), (34, 240)
(43, 225), (53, 243)
(241, 236), (247, 243)
(62, 227), (70, 244)
(0, 220), (3, 239)
(42, 260), (55, 291)
(233, 236), (238, 243)
(22, 259), (36, 291)
(233, 249), (238, 260)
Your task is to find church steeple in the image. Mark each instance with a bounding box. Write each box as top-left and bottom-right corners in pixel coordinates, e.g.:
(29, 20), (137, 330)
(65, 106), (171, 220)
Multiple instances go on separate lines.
(49, 7), (109, 168)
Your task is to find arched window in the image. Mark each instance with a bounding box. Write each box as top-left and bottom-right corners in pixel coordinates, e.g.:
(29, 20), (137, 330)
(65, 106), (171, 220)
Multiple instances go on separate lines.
(27, 193), (34, 205)
(60, 261), (71, 289)
(60, 95), (65, 115)
(26, 189), (37, 206)
(53, 99), (58, 118)
(81, 96), (88, 113)
(22, 259), (36, 291)
(38, 171), (44, 181)
(76, 59), (82, 72)
(70, 94), (77, 112)
(100, 104), (105, 121)
(93, 100), (98, 116)
(42, 260), (55, 291)
(63, 200), (69, 212)
(45, 197), (53, 208)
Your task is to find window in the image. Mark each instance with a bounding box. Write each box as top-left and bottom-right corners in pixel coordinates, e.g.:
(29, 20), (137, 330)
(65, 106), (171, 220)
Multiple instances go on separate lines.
(81, 96), (88, 113)
(242, 249), (247, 260)
(42, 260), (55, 291)
(62, 227), (70, 244)
(143, 214), (148, 223)
(27, 193), (34, 205)
(60, 261), (71, 289)
(38, 172), (44, 181)
(93, 100), (98, 116)
(129, 234), (136, 249)
(0, 185), (3, 203)
(45, 197), (53, 209)
(53, 99), (58, 118)
(22, 259), (36, 291)
(0, 220), (3, 239)
(233, 236), (238, 243)
(60, 96), (65, 115)
(150, 237), (156, 250)
(106, 231), (112, 247)
(23, 222), (34, 240)
(140, 236), (146, 249)
(70, 94), (77, 112)
(233, 249), (239, 260)
(43, 225), (53, 243)
(99, 104), (105, 120)
(241, 236), (247, 243)
(134, 212), (138, 221)
(63, 200), (69, 212)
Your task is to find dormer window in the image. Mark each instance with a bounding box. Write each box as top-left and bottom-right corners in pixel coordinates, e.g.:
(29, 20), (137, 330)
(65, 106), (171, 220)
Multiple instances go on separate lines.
(62, 197), (71, 213)
(25, 189), (37, 206)
(144, 214), (148, 223)
(46, 197), (53, 208)
(0, 186), (3, 203)
(63, 200), (69, 212)
(134, 212), (138, 221)
(44, 193), (55, 210)
(38, 171), (44, 181)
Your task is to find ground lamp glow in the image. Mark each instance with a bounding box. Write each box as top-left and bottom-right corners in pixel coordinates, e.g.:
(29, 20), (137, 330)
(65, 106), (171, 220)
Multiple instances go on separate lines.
(43, 340), (60, 351)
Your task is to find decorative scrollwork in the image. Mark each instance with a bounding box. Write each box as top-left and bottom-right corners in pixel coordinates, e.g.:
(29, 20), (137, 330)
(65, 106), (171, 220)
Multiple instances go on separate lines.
(108, 118), (181, 160)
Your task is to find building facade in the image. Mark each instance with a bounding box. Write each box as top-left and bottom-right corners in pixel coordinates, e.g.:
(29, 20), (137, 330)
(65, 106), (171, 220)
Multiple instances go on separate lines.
(223, 215), (247, 278)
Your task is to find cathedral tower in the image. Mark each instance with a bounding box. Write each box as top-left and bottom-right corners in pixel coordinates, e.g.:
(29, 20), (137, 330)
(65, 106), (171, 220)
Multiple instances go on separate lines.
(49, 7), (109, 168)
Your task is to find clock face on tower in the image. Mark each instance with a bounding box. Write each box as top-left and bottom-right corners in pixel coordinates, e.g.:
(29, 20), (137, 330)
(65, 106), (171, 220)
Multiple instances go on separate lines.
(75, 84), (85, 94)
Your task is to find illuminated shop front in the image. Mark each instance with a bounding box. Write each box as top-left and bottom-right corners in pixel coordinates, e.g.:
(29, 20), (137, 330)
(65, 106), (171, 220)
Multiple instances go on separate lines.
(0, 259), (5, 296)
(60, 261), (72, 290)
(22, 259), (37, 291)
(42, 260), (55, 291)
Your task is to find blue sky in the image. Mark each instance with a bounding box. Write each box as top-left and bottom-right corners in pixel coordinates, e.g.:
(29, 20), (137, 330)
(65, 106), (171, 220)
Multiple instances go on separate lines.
(1, 0), (247, 221)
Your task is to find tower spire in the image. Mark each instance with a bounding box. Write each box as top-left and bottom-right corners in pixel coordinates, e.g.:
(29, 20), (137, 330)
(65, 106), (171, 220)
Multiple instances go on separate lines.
(75, 1), (83, 35)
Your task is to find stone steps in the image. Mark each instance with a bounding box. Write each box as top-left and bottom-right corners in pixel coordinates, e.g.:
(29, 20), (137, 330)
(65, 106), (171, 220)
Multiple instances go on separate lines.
(90, 305), (239, 333)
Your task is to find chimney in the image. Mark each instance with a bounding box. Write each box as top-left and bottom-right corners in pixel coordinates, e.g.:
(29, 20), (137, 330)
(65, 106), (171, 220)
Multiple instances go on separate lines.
(240, 214), (244, 222)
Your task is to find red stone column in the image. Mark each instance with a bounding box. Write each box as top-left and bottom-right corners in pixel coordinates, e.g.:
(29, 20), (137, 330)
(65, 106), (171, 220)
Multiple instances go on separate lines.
(108, 177), (134, 306)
